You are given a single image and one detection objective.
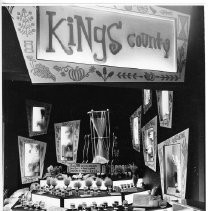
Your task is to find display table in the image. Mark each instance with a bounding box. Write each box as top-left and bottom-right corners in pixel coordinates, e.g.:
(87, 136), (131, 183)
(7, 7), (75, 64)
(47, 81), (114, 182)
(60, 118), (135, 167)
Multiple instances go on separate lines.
(31, 188), (147, 209)
(12, 204), (172, 211)
(39, 179), (143, 190)
(32, 190), (122, 209)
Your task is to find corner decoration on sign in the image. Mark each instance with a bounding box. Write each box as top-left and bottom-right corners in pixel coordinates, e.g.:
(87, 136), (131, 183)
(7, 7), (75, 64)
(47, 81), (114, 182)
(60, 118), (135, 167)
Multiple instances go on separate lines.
(8, 6), (190, 83)
(27, 56), (56, 81)
(17, 8), (35, 37)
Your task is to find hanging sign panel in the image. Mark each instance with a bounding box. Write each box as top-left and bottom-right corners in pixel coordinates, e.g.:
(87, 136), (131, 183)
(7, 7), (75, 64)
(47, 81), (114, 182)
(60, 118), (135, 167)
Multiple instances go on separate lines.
(37, 6), (176, 72)
(8, 5), (190, 83)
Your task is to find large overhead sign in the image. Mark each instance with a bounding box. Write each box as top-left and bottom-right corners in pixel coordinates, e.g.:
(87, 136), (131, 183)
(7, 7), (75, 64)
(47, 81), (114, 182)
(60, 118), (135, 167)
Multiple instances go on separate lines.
(37, 6), (176, 72)
(8, 5), (190, 83)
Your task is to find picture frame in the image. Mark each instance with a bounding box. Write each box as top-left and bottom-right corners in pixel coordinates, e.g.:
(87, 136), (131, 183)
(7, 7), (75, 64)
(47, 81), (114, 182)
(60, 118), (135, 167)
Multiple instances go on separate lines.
(156, 90), (173, 128)
(18, 136), (47, 184)
(142, 116), (157, 171)
(54, 120), (80, 165)
(143, 89), (152, 114)
(26, 100), (52, 137)
(130, 106), (142, 152)
(158, 128), (189, 202)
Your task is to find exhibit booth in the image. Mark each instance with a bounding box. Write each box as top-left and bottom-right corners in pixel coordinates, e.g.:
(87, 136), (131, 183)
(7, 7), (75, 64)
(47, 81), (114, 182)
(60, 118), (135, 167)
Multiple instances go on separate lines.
(2, 5), (205, 211)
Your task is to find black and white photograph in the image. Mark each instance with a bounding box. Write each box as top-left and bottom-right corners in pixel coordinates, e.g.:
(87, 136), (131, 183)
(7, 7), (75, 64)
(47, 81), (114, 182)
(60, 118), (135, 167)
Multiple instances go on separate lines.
(145, 128), (155, 162)
(32, 107), (46, 132)
(26, 100), (52, 137)
(164, 144), (181, 195)
(143, 89), (152, 114)
(61, 126), (74, 161)
(1, 2), (207, 211)
(24, 143), (40, 177)
(133, 117), (139, 146)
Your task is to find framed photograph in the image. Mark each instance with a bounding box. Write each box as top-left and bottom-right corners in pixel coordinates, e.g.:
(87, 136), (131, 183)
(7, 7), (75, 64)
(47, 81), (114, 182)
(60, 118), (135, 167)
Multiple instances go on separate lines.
(54, 120), (80, 165)
(18, 136), (47, 184)
(143, 89), (152, 114)
(142, 116), (157, 171)
(158, 128), (189, 202)
(156, 90), (173, 128)
(130, 106), (142, 152)
(26, 100), (52, 137)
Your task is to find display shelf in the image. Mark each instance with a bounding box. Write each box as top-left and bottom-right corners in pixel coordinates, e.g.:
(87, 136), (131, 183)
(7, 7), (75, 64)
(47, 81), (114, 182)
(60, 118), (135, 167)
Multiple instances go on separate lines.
(31, 190), (122, 209)
(12, 204), (172, 211)
(39, 178), (143, 190)
(30, 187), (147, 209)
(123, 190), (150, 205)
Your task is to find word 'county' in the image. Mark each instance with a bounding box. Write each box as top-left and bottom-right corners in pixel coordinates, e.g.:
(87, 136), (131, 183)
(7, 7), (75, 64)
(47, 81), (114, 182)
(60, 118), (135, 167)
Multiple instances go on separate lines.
(127, 32), (170, 58)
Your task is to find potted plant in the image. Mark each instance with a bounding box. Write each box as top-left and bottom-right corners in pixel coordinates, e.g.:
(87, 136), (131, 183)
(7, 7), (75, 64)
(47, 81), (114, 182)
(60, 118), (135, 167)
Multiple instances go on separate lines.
(46, 177), (51, 188)
(50, 177), (58, 195)
(115, 165), (124, 179)
(50, 178), (58, 188)
(95, 178), (102, 193)
(132, 174), (139, 187)
(64, 177), (71, 189)
(85, 178), (93, 190)
(74, 181), (82, 196)
(104, 177), (113, 194)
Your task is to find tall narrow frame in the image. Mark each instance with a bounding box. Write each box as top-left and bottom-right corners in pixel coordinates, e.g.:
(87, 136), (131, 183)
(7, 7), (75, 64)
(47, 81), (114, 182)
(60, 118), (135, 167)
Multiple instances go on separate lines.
(142, 116), (157, 171)
(18, 136), (47, 184)
(54, 120), (80, 165)
(26, 100), (52, 137)
(158, 129), (189, 202)
(143, 89), (152, 114)
(130, 106), (142, 152)
(156, 90), (173, 128)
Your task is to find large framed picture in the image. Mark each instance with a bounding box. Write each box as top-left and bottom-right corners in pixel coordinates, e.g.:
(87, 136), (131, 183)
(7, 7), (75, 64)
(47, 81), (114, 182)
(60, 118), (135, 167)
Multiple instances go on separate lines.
(156, 90), (173, 128)
(18, 136), (47, 184)
(130, 106), (142, 152)
(26, 100), (52, 137)
(54, 120), (80, 165)
(142, 116), (157, 171)
(158, 129), (189, 202)
(143, 89), (152, 114)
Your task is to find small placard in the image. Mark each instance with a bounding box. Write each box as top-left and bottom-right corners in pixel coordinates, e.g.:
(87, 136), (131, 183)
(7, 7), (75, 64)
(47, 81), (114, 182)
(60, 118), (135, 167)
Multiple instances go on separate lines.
(67, 163), (101, 174)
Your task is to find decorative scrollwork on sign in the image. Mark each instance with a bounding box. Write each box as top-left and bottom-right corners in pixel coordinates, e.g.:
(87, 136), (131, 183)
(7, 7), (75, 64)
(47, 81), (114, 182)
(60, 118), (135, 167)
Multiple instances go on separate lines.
(159, 10), (173, 16)
(149, 6), (157, 15)
(159, 74), (179, 81)
(6, 6), (15, 15)
(117, 72), (143, 80)
(177, 42), (187, 76)
(17, 8), (35, 37)
(53, 65), (95, 81)
(117, 71), (179, 82)
(178, 15), (189, 40)
(136, 6), (149, 14)
(144, 72), (156, 81)
(24, 40), (34, 53)
(124, 5), (133, 11)
(95, 67), (114, 82)
(27, 56), (56, 81)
